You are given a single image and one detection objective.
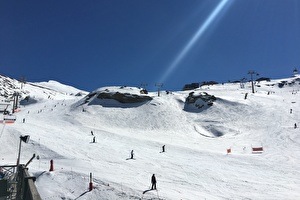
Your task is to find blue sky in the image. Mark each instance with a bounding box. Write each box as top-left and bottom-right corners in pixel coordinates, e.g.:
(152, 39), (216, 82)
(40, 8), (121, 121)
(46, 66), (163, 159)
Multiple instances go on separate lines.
(1, 0), (300, 92)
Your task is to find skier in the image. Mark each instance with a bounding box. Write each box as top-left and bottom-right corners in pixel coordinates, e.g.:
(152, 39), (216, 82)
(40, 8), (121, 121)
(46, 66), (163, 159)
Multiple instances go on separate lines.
(151, 174), (157, 190)
(130, 150), (134, 159)
(295, 123), (297, 129)
(162, 145), (165, 153)
(23, 118), (25, 123)
(91, 131), (94, 136)
(92, 136), (96, 143)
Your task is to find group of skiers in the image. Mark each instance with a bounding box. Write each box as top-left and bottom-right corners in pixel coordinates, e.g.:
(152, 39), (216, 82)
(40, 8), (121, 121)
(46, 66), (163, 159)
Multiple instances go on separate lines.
(130, 147), (163, 191)
(89, 129), (163, 190)
(130, 146), (165, 191)
(129, 145), (166, 160)
(290, 109), (298, 129)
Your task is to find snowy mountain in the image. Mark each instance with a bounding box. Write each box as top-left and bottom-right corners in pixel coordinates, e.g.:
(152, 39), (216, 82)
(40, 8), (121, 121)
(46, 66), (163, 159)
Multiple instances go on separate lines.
(0, 74), (300, 200)
(0, 74), (87, 111)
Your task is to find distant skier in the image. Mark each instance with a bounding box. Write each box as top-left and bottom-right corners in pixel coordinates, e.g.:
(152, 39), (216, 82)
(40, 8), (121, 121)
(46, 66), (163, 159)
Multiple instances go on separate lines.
(162, 145), (165, 153)
(151, 174), (157, 190)
(92, 136), (96, 143)
(91, 131), (94, 136)
(130, 150), (134, 159)
(290, 109), (293, 114)
(22, 118), (25, 123)
(295, 123), (297, 129)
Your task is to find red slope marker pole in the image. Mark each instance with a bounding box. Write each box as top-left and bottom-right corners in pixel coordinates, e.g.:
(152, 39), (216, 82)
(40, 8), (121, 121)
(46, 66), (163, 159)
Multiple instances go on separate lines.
(49, 159), (54, 171)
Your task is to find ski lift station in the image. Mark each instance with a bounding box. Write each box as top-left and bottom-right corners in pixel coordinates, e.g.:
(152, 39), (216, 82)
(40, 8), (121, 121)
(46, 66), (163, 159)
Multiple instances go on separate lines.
(0, 102), (16, 123)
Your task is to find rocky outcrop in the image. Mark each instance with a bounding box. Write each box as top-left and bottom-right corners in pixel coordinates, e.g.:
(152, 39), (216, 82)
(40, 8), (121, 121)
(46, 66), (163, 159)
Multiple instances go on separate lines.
(75, 86), (153, 108)
(96, 91), (152, 103)
(184, 92), (216, 112)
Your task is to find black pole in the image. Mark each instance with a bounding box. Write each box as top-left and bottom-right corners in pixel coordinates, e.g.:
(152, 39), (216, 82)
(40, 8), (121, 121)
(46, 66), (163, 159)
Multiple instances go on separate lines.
(12, 93), (16, 113)
(25, 154), (36, 167)
(16, 138), (22, 166)
(251, 73), (254, 93)
(15, 94), (19, 111)
(248, 70), (258, 94)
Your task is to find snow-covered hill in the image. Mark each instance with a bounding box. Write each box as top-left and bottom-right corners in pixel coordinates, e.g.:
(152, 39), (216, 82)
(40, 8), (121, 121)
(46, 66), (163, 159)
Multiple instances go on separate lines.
(0, 74), (87, 111)
(1, 74), (300, 200)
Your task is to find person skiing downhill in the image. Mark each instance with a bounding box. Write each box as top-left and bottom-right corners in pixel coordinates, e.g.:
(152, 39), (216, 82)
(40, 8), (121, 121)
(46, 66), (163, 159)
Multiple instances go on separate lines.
(151, 174), (157, 190)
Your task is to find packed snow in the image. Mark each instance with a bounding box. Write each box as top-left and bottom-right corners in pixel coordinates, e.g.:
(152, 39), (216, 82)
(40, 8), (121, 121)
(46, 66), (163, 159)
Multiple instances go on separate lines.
(1, 75), (300, 199)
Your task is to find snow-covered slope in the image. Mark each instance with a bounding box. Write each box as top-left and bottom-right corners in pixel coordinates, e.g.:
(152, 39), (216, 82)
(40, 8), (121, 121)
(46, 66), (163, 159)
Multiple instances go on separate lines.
(1, 75), (300, 200)
(0, 75), (88, 111)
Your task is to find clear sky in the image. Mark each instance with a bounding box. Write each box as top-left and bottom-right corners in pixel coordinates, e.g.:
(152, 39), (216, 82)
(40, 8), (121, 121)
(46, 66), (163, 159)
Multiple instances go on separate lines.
(1, 0), (300, 92)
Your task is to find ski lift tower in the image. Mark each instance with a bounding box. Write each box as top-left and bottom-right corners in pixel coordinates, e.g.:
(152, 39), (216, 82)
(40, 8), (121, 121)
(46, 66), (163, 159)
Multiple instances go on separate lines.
(240, 77), (247, 89)
(293, 68), (298, 76)
(248, 70), (259, 93)
(155, 83), (163, 97)
(12, 92), (20, 113)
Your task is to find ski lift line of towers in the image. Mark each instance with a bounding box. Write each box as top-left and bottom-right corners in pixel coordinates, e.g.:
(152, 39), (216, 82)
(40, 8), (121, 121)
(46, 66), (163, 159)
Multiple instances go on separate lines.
(246, 68), (298, 93)
(228, 69), (299, 154)
(186, 68), (299, 93)
(139, 83), (163, 97)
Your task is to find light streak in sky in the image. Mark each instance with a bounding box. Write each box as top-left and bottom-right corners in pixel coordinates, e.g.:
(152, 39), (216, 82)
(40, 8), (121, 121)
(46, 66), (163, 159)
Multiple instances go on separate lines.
(159, 0), (232, 83)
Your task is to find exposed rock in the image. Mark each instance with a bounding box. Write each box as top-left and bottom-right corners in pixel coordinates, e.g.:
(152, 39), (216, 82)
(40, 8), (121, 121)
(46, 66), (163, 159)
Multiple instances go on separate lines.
(200, 81), (218, 87)
(256, 77), (270, 82)
(74, 86), (153, 108)
(183, 83), (200, 91)
(19, 96), (38, 106)
(184, 92), (216, 112)
(75, 92), (85, 96)
(97, 92), (152, 103)
(183, 81), (219, 91)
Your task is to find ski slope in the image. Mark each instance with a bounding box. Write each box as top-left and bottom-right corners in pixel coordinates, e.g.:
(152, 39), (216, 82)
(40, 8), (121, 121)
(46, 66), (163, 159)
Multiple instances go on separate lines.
(1, 75), (300, 199)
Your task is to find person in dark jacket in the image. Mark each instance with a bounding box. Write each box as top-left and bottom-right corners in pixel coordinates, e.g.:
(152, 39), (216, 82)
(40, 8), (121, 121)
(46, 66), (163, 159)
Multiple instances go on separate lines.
(151, 174), (157, 190)
(130, 150), (134, 159)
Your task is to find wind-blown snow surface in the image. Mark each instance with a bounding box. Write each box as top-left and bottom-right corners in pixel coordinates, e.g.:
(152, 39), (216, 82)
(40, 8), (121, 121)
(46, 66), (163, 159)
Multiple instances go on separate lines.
(1, 76), (300, 199)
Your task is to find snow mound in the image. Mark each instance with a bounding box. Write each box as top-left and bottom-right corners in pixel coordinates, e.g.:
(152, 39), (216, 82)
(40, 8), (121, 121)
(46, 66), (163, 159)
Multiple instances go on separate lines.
(74, 86), (152, 108)
(34, 80), (87, 96)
